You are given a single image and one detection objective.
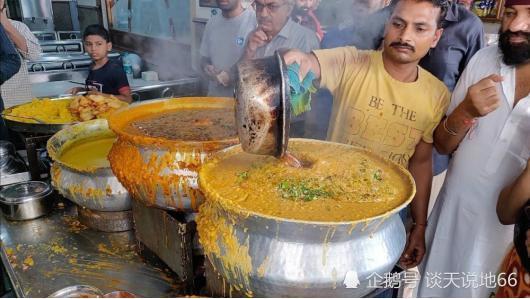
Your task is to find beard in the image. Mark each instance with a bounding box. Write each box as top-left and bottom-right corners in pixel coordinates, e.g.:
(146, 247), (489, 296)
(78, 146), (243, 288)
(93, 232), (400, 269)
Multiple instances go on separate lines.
(292, 5), (310, 16)
(499, 29), (530, 65)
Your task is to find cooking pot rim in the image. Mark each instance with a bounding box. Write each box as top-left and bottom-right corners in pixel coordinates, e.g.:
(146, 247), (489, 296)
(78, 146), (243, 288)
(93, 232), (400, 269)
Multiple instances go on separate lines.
(107, 97), (240, 149)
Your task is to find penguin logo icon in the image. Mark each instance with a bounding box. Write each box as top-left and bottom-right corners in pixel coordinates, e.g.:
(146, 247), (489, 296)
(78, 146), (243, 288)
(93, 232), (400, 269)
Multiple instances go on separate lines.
(344, 271), (360, 289)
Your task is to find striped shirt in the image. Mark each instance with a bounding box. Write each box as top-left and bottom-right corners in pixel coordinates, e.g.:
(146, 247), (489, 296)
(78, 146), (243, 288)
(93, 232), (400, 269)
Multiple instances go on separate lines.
(0, 19), (41, 108)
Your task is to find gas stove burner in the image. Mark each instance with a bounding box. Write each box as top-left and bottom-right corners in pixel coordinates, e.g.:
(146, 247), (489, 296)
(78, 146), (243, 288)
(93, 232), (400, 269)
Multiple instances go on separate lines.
(57, 31), (82, 41)
(77, 206), (133, 232)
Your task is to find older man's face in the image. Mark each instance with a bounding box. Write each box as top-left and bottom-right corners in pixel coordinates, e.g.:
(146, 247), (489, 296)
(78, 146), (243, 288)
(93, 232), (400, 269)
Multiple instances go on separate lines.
(255, 0), (294, 36)
(383, 0), (443, 65)
(499, 5), (530, 65)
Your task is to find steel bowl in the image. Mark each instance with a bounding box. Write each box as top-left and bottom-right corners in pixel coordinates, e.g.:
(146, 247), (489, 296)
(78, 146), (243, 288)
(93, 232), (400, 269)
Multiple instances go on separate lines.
(47, 119), (131, 212)
(197, 140), (416, 297)
(235, 50), (291, 158)
(48, 285), (104, 298)
(0, 181), (54, 221)
(107, 97), (239, 212)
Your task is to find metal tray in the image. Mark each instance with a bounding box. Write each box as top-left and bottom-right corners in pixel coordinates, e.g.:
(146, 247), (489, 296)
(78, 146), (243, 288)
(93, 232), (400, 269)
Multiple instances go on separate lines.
(1, 97), (78, 134)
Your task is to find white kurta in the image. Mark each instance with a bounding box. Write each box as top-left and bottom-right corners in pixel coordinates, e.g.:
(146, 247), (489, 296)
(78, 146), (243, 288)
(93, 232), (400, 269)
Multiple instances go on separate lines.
(418, 45), (530, 298)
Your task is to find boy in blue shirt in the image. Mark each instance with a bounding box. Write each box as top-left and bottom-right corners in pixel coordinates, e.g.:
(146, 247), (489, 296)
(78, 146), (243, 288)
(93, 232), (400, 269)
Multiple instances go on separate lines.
(70, 25), (132, 103)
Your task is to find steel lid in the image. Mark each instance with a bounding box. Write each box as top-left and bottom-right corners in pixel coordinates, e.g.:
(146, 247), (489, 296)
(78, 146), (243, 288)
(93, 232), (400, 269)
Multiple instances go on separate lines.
(0, 181), (53, 204)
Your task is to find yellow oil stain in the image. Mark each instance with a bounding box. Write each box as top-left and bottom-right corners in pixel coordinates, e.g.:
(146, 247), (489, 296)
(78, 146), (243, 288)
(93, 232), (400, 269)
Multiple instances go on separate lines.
(23, 256), (34, 267)
(257, 256), (270, 278)
(196, 201), (253, 294)
(50, 243), (67, 254)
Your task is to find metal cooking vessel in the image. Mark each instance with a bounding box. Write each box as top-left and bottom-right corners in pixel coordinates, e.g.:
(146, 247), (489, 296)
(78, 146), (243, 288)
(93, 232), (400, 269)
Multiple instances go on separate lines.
(47, 119), (131, 212)
(48, 285), (104, 298)
(0, 181), (54, 221)
(197, 140), (416, 297)
(108, 97), (239, 212)
(1, 96), (77, 134)
(235, 50), (290, 158)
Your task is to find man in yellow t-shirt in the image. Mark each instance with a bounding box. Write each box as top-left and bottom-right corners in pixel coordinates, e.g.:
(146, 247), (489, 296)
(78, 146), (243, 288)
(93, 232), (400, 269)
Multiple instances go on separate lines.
(284, 0), (451, 268)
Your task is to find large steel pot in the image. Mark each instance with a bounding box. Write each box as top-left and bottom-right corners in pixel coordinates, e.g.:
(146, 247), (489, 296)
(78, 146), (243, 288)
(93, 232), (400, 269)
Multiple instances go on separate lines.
(197, 140), (416, 297)
(47, 119), (131, 212)
(107, 97), (239, 212)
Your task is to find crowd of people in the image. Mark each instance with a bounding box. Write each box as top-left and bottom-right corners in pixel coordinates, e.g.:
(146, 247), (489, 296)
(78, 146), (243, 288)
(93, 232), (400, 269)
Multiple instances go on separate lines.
(200, 0), (529, 297)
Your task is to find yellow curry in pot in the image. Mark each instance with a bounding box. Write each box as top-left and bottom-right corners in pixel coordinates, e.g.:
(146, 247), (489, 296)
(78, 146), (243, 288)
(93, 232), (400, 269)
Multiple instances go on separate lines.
(59, 136), (115, 171)
(200, 140), (415, 222)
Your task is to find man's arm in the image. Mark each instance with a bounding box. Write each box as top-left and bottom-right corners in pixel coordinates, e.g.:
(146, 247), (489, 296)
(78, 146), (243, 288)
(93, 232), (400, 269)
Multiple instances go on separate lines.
(0, 24), (21, 84)
(497, 159), (530, 225)
(116, 86), (132, 103)
(399, 140), (433, 269)
(241, 27), (269, 60)
(0, 1), (29, 55)
(434, 74), (503, 154)
(283, 49), (321, 83)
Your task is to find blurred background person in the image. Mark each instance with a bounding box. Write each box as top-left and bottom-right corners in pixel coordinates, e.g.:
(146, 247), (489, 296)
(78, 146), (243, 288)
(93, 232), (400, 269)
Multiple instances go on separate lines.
(200, 0), (256, 97)
(0, 23), (21, 140)
(0, 0), (41, 108)
(291, 0), (324, 40)
(243, 0), (320, 137)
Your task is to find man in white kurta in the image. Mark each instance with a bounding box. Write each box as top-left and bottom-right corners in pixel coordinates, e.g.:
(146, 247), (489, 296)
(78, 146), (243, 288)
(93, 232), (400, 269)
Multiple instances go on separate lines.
(418, 1), (530, 296)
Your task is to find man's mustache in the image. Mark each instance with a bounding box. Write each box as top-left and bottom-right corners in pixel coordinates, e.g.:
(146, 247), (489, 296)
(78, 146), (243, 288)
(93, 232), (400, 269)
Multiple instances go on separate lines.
(389, 42), (415, 52)
(503, 30), (530, 43)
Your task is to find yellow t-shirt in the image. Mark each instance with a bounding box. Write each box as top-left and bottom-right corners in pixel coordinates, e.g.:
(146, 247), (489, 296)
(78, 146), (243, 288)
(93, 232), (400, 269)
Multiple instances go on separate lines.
(314, 47), (450, 167)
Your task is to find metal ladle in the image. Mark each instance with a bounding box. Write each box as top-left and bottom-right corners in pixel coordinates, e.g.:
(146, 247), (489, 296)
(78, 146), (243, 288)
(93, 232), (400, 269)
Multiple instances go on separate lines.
(235, 50), (296, 163)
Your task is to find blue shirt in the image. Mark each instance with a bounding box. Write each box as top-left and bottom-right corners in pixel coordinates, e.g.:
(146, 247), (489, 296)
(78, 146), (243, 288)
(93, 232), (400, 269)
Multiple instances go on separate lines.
(0, 25), (21, 86)
(0, 24), (21, 140)
(419, 1), (485, 92)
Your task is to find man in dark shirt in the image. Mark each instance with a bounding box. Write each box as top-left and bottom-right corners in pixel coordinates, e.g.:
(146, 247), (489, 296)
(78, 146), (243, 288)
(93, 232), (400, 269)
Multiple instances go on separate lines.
(0, 23), (21, 140)
(70, 25), (131, 103)
(419, 0), (484, 176)
(419, 0), (484, 92)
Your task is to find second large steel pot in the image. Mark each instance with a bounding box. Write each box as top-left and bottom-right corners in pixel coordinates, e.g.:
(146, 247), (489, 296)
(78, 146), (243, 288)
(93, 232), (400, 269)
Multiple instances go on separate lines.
(107, 97), (239, 212)
(47, 119), (131, 212)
